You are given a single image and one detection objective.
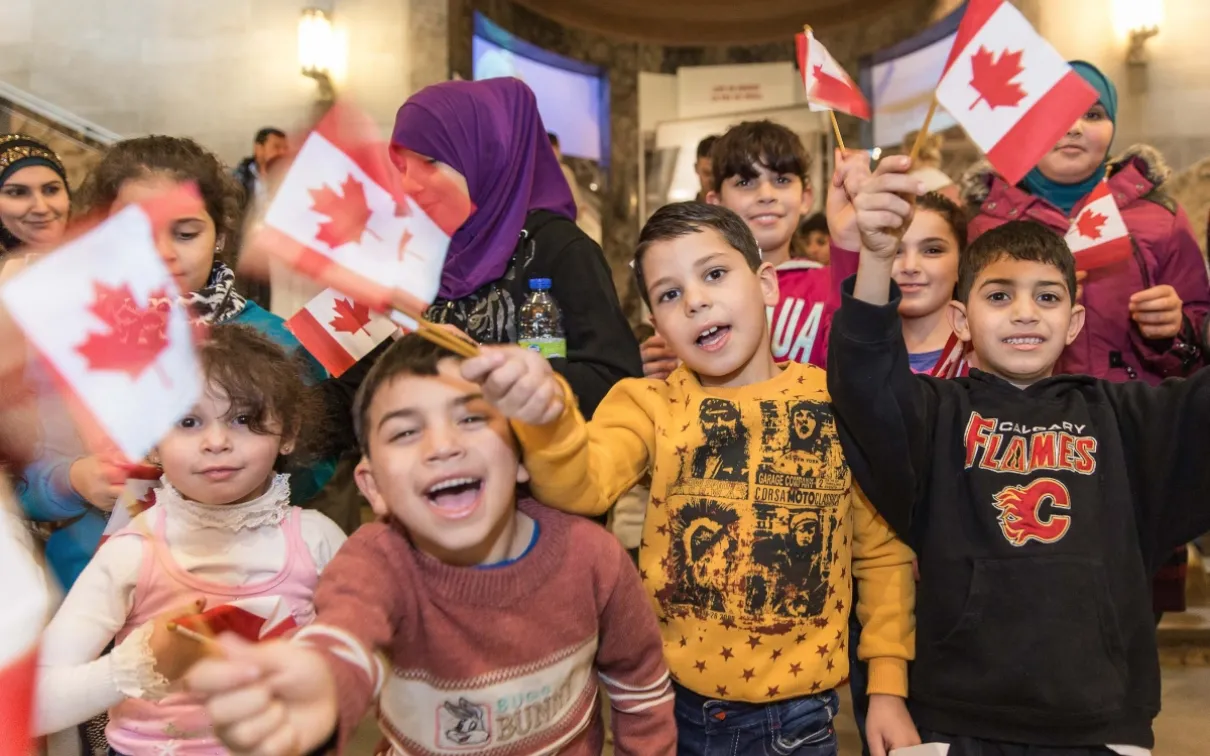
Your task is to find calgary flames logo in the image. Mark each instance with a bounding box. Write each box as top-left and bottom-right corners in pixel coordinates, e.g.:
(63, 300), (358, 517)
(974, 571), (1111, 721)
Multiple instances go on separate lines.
(991, 478), (1072, 547)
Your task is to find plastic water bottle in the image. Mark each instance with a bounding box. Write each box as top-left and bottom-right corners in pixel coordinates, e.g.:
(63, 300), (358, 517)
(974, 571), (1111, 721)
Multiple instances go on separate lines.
(518, 278), (566, 359)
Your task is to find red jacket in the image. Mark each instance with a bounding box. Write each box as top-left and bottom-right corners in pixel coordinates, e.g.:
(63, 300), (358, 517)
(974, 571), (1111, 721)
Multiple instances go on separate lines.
(962, 145), (1210, 384)
(769, 244), (859, 367)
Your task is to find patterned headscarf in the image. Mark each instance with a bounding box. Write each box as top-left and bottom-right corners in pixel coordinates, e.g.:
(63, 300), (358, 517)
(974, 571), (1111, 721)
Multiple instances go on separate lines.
(0, 134), (68, 251)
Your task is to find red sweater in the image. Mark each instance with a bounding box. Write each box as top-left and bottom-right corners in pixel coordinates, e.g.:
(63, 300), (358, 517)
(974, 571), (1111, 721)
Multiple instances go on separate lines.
(295, 499), (675, 755)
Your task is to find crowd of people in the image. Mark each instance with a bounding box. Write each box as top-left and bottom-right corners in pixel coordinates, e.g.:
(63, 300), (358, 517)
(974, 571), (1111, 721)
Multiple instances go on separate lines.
(1, 56), (1208, 756)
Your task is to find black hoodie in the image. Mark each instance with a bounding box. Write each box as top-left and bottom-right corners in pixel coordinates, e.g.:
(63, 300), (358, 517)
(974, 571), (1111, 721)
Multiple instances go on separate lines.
(827, 280), (1210, 748)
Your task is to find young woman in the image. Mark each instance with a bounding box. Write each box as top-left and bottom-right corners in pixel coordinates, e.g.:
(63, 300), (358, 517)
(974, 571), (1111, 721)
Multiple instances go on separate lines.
(961, 60), (1208, 621)
(20, 136), (335, 592)
(0, 134), (70, 265)
(35, 326), (346, 754)
(388, 78), (641, 418)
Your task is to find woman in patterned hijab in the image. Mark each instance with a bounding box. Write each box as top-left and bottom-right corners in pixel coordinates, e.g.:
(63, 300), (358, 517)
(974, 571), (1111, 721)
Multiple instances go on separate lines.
(0, 134), (69, 254)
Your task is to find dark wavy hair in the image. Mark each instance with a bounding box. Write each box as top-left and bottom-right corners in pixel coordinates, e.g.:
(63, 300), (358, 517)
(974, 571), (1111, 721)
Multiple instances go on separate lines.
(198, 325), (323, 466)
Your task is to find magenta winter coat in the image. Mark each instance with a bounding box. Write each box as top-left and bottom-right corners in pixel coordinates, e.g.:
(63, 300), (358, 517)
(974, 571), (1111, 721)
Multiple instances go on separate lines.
(961, 145), (1210, 385)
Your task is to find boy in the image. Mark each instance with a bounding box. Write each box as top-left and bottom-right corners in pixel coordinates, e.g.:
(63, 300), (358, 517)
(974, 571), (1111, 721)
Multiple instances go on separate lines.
(830, 156), (1210, 753)
(467, 202), (918, 755)
(797, 212), (831, 264)
(641, 122), (859, 378)
(184, 336), (676, 755)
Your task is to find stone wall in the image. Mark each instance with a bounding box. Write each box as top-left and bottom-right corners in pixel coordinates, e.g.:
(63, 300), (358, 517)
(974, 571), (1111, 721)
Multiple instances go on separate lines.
(0, 0), (448, 166)
(450, 0), (940, 324)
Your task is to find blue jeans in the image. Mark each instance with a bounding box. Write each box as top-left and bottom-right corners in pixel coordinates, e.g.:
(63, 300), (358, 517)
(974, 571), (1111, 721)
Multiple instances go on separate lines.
(673, 681), (839, 756)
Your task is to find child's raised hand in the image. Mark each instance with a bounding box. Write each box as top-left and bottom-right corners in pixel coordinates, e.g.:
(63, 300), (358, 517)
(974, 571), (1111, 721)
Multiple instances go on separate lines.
(184, 635), (339, 756)
(640, 333), (679, 380)
(460, 346), (565, 425)
(853, 155), (925, 260)
(826, 148), (873, 251)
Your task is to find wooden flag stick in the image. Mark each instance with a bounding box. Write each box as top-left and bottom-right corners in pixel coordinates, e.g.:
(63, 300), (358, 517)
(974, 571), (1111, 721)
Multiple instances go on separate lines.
(909, 95), (939, 164)
(829, 111), (846, 152)
(167, 621), (222, 651)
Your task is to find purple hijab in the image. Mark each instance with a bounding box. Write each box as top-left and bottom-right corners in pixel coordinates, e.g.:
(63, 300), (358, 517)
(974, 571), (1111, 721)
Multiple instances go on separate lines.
(392, 78), (578, 300)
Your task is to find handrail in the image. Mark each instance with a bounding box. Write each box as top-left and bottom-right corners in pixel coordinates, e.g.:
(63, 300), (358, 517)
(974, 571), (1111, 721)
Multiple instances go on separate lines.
(0, 79), (121, 146)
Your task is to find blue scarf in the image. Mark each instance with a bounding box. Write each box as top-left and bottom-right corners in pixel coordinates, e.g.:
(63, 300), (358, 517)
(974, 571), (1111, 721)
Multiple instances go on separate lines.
(1021, 61), (1118, 216)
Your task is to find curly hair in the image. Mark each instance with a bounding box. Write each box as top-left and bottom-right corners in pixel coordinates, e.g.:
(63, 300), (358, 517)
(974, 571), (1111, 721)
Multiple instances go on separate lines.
(78, 135), (244, 261)
(198, 325), (324, 466)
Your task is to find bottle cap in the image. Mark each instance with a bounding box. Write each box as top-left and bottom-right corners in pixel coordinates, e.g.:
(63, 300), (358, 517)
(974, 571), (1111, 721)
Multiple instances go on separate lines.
(529, 278), (552, 291)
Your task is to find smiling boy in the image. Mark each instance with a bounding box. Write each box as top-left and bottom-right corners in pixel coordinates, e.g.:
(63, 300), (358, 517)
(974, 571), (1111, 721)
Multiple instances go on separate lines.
(465, 202), (918, 756)
(183, 335), (675, 756)
(829, 156), (1210, 754)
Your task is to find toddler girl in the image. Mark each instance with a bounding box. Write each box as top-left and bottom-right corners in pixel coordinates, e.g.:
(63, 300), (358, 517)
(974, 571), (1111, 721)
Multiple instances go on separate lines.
(35, 325), (346, 754)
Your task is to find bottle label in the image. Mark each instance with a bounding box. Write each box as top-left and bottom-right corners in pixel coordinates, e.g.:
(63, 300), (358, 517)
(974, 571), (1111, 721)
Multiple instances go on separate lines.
(518, 337), (566, 360)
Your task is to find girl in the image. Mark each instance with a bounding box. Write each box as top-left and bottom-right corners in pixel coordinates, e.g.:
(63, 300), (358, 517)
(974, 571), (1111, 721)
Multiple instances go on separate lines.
(35, 325), (347, 754)
(961, 60), (1208, 621)
(893, 192), (969, 376)
(23, 137), (337, 592)
(388, 78), (641, 418)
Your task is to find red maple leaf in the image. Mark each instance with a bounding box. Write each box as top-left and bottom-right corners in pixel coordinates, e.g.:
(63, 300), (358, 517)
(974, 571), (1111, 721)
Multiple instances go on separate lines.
(969, 46), (1027, 110)
(809, 65), (868, 118)
(329, 297), (372, 337)
(75, 282), (172, 384)
(309, 175), (380, 249)
(1075, 208), (1107, 240)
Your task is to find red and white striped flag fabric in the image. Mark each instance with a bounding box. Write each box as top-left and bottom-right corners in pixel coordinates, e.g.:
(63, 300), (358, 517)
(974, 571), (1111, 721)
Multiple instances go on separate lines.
(1064, 180), (1133, 271)
(0, 481), (49, 755)
(935, 0), (1098, 185)
(177, 596), (299, 642)
(287, 287), (398, 376)
(99, 463), (162, 548)
(0, 187), (204, 460)
(929, 332), (971, 379)
(796, 29), (870, 119)
(255, 103), (472, 330)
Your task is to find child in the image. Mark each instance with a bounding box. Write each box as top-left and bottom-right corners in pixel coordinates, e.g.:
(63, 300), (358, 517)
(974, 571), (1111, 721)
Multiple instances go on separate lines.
(184, 335), (676, 754)
(893, 192), (969, 376)
(21, 136), (337, 594)
(469, 201), (917, 755)
(34, 325), (347, 753)
(829, 156), (1210, 753)
(797, 212), (831, 264)
(641, 123), (861, 378)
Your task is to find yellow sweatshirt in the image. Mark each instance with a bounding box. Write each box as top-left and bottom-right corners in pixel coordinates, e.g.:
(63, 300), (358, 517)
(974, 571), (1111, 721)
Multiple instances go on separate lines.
(514, 361), (915, 703)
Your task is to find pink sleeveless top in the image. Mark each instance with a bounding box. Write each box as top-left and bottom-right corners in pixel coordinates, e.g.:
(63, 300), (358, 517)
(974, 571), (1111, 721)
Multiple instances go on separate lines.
(106, 505), (320, 755)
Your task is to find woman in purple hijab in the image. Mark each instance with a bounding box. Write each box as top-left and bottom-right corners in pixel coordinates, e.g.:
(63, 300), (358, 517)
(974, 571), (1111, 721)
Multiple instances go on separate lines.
(391, 78), (640, 417)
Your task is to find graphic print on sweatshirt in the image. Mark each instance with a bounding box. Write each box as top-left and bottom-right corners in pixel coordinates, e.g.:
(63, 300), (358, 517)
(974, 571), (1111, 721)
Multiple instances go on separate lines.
(964, 412), (1099, 548)
(657, 397), (847, 628)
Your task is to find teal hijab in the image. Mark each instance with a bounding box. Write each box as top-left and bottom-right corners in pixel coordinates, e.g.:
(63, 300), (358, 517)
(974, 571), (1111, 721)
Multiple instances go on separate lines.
(1021, 61), (1118, 215)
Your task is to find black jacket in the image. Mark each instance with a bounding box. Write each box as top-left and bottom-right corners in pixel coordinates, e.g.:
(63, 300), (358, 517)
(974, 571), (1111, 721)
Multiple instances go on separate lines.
(827, 280), (1210, 748)
(322, 210), (640, 452)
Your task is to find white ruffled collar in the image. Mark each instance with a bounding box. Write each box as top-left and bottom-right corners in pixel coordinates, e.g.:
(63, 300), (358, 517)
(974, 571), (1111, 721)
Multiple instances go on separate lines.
(157, 473), (292, 533)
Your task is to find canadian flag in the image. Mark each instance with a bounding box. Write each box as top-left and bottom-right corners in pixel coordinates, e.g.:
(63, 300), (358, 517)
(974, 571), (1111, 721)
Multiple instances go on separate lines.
(796, 29), (870, 119)
(255, 103), (472, 330)
(1064, 180), (1133, 271)
(287, 287), (398, 376)
(0, 480), (49, 756)
(935, 0), (1098, 185)
(176, 596), (300, 642)
(99, 463), (162, 547)
(929, 332), (971, 379)
(0, 188), (204, 460)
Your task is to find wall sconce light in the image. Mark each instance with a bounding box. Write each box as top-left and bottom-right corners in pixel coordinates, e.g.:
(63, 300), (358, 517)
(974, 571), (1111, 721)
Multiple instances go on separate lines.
(299, 8), (337, 102)
(1112, 0), (1163, 65)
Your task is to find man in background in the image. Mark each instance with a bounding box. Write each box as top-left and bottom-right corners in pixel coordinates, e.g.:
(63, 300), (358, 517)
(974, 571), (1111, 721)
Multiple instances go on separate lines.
(233, 127), (289, 309)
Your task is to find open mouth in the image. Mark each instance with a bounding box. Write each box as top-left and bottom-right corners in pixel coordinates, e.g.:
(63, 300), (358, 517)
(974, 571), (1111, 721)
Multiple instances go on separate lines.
(425, 476), (483, 518)
(749, 213), (783, 225)
(1003, 335), (1045, 351)
(696, 325), (731, 351)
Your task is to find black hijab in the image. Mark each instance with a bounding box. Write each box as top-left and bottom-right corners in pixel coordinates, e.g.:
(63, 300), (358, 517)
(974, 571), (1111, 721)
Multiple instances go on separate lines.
(0, 134), (68, 252)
